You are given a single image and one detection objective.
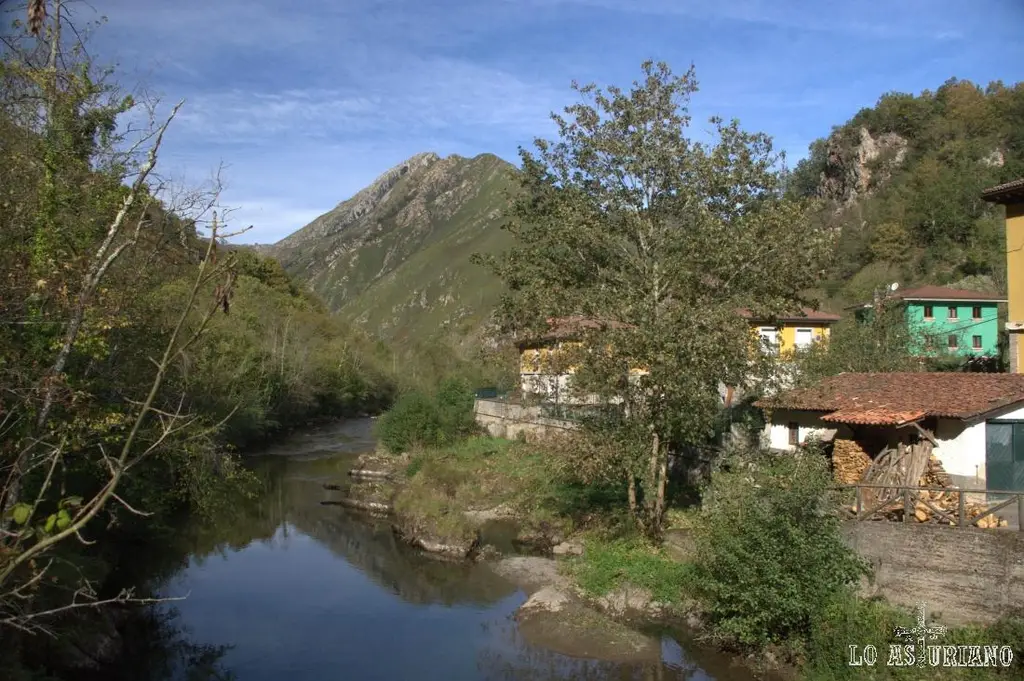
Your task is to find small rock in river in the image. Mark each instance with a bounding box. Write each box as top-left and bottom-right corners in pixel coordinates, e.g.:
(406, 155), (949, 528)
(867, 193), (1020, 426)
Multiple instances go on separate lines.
(517, 586), (572, 615)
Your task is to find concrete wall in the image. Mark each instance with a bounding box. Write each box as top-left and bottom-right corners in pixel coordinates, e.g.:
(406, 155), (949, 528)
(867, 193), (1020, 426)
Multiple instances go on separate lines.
(473, 398), (577, 441)
(843, 522), (1024, 626)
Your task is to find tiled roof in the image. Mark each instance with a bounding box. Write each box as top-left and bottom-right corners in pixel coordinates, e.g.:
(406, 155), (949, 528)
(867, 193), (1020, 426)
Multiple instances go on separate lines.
(893, 285), (1006, 302)
(517, 316), (633, 346)
(737, 307), (841, 323)
(820, 408), (926, 426)
(755, 372), (1024, 421)
(981, 178), (1024, 203)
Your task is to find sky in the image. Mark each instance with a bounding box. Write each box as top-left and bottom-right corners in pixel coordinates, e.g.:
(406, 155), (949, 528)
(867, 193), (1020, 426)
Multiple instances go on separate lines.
(72, 0), (1024, 244)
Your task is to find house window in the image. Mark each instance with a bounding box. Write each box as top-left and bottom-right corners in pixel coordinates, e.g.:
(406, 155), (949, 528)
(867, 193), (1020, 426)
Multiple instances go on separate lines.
(795, 328), (814, 349)
(758, 327), (779, 355)
(948, 335), (958, 350)
(973, 335), (983, 350)
(923, 305), (934, 320)
(788, 422), (799, 446)
(972, 306), (983, 320)
(947, 306), (958, 320)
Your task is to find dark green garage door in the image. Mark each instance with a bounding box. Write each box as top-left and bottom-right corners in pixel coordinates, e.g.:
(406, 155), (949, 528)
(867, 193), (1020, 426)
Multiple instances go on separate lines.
(985, 421), (1024, 496)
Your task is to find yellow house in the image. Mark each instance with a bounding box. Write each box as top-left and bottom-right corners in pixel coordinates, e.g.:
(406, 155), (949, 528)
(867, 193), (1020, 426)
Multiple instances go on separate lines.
(517, 316), (643, 401)
(981, 178), (1024, 373)
(738, 307), (840, 356)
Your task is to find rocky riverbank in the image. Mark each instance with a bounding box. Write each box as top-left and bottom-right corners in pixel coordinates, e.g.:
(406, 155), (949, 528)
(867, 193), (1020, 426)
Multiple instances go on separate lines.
(322, 443), (793, 679)
(330, 451), (705, 639)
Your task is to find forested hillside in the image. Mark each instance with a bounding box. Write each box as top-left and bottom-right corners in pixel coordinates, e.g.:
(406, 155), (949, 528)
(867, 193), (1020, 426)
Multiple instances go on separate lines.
(787, 78), (1024, 309)
(0, 10), (397, 677)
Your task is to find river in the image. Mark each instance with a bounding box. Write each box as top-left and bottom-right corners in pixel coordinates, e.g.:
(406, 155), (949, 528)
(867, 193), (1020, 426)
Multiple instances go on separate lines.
(148, 418), (766, 681)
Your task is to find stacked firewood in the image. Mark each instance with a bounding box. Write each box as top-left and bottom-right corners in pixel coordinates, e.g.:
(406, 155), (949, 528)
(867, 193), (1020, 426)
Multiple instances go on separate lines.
(850, 455), (1009, 528)
(832, 438), (873, 485)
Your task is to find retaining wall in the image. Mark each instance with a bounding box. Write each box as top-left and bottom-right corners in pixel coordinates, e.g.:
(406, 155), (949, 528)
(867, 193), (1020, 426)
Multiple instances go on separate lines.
(843, 522), (1024, 626)
(473, 398), (577, 441)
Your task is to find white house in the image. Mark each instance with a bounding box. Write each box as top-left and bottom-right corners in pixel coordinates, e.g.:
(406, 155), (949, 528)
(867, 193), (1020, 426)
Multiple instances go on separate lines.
(755, 372), (1024, 493)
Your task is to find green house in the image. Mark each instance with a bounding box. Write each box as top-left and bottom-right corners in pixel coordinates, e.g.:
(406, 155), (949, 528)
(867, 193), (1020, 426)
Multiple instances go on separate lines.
(852, 285), (1006, 358)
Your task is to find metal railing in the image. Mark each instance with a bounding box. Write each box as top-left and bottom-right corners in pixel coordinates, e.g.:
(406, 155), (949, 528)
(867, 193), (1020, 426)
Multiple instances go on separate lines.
(836, 483), (1024, 531)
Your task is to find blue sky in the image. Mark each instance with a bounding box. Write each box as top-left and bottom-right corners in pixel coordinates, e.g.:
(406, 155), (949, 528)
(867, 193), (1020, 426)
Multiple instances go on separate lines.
(85, 0), (1023, 244)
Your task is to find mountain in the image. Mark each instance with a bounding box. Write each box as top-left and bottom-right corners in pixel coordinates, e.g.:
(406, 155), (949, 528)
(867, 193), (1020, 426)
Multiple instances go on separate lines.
(261, 152), (516, 350)
(262, 77), (1024, 362)
(788, 77), (1024, 310)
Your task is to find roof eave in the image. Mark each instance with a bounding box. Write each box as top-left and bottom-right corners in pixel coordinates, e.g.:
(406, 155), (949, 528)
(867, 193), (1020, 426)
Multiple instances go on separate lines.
(981, 185), (1024, 205)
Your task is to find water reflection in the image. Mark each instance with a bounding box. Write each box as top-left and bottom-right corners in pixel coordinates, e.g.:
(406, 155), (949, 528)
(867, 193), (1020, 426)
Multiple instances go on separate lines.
(144, 420), (757, 681)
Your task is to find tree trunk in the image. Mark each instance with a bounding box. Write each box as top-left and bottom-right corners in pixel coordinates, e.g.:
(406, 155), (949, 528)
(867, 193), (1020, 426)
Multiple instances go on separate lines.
(627, 474), (646, 535)
(646, 430), (667, 540)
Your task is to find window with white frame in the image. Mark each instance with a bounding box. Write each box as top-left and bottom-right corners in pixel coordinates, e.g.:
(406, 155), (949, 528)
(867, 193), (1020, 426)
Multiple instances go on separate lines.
(795, 328), (814, 349)
(759, 327), (779, 354)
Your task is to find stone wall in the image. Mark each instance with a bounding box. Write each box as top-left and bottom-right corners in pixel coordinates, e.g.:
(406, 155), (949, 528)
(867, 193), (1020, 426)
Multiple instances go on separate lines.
(843, 522), (1024, 626)
(473, 398), (577, 441)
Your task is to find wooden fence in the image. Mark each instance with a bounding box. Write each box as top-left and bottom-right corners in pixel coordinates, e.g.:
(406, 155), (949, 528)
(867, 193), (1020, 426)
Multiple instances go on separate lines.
(836, 483), (1024, 531)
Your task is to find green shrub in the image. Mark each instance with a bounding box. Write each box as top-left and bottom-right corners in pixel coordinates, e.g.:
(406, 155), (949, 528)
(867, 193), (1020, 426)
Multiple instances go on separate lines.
(691, 445), (870, 652)
(375, 377), (478, 453)
(435, 377), (477, 441)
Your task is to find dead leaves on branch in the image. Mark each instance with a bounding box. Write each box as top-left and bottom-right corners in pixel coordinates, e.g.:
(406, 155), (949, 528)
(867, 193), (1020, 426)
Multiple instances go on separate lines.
(27, 0), (46, 38)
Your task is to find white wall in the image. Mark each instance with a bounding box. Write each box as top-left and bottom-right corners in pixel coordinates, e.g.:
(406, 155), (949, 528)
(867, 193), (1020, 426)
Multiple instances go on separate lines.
(763, 409), (839, 451)
(933, 419), (983, 484)
(935, 402), (1024, 487)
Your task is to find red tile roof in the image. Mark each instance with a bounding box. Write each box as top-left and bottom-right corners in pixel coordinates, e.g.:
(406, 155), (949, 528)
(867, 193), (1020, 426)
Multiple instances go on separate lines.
(981, 177), (1024, 204)
(737, 307), (841, 323)
(517, 316), (633, 347)
(892, 285), (1005, 302)
(820, 407), (926, 426)
(755, 372), (1024, 421)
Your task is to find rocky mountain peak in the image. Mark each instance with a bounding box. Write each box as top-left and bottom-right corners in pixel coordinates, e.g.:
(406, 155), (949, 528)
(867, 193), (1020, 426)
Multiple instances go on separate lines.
(274, 152), (441, 247)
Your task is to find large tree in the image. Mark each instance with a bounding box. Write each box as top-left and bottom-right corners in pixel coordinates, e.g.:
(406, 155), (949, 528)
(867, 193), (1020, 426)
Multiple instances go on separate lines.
(479, 61), (832, 538)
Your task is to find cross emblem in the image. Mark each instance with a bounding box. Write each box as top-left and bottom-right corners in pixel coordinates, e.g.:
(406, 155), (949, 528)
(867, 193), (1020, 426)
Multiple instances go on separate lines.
(893, 602), (947, 663)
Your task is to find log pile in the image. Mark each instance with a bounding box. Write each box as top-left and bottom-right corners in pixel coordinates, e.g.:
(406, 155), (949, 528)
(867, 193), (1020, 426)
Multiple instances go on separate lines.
(849, 454), (1009, 528)
(832, 437), (872, 484)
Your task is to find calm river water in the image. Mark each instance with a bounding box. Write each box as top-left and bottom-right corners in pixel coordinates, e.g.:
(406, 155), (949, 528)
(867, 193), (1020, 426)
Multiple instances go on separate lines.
(153, 418), (764, 681)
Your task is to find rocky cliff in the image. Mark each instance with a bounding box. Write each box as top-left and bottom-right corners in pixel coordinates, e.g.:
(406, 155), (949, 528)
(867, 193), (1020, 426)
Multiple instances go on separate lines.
(818, 126), (908, 205)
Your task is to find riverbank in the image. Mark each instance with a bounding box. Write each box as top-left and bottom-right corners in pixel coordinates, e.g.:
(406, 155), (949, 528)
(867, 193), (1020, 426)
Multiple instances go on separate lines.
(335, 436), (787, 676)
(344, 434), (1024, 681)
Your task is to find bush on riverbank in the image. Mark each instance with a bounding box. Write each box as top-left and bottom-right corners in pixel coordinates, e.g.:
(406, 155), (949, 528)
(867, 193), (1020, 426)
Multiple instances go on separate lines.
(376, 377), (478, 453)
(689, 444), (870, 654)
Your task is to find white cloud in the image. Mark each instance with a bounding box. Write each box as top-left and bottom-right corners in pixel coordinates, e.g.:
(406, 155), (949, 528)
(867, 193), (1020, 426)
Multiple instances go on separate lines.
(171, 58), (564, 144)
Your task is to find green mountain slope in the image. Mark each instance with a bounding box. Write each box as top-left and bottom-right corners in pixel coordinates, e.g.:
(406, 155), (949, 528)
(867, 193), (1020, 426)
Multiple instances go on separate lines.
(788, 77), (1024, 309)
(263, 152), (516, 350)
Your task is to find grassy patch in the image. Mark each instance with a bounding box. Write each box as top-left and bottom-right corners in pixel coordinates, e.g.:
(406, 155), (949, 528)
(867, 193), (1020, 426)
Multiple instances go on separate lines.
(392, 477), (477, 545)
(394, 435), (630, 543)
(567, 535), (694, 605)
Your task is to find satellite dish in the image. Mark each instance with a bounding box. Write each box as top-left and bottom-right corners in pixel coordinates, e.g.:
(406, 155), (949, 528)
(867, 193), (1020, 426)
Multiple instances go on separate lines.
(890, 282), (900, 292)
